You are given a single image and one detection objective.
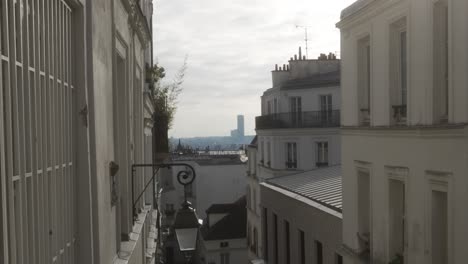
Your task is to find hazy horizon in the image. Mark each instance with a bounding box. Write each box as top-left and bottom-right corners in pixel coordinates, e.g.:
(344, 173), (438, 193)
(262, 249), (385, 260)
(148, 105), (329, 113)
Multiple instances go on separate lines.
(153, 0), (356, 138)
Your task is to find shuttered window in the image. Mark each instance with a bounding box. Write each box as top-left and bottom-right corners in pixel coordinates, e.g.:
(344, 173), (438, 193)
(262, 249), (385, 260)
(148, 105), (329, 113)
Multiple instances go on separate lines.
(1, 1), (76, 264)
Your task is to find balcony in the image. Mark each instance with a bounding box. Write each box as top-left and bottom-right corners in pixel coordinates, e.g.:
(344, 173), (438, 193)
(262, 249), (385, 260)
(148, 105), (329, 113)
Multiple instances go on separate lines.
(255, 110), (340, 130)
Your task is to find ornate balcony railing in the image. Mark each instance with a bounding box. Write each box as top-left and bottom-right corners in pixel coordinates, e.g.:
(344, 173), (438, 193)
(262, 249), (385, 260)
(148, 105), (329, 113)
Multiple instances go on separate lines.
(256, 110), (340, 129)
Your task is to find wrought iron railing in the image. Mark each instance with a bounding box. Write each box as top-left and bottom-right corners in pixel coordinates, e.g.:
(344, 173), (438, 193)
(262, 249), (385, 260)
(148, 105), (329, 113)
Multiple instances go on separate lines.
(256, 110), (340, 129)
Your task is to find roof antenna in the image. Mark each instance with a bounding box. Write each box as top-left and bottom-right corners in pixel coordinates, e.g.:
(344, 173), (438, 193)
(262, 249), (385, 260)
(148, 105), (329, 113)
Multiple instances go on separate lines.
(295, 25), (311, 59)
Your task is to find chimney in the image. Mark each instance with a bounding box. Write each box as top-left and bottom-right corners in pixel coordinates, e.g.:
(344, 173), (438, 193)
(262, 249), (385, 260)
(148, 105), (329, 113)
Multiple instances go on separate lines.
(298, 47), (302, 60)
(283, 64), (286, 71)
(303, 55), (306, 60)
(286, 65), (290, 71)
(294, 54), (297, 60)
(275, 64), (278, 71)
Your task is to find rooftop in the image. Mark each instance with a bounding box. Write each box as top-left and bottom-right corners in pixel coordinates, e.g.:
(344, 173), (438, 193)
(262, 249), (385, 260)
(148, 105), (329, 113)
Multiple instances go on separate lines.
(201, 196), (247, 241)
(278, 70), (340, 91)
(265, 165), (342, 212)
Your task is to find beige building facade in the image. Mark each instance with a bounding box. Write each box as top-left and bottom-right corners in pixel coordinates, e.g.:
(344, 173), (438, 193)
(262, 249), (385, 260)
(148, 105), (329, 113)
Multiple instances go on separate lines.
(248, 50), (342, 263)
(337, 0), (468, 263)
(0, 0), (158, 263)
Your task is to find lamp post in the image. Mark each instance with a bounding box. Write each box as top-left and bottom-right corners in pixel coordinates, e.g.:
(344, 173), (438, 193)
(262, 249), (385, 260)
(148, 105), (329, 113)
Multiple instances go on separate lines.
(172, 169), (199, 263)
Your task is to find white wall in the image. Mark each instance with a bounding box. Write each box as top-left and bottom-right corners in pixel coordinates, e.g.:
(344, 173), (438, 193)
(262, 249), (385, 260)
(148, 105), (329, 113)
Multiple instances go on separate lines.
(163, 160), (246, 220)
(261, 184), (342, 264)
(198, 238), (247, 264)
(338, 0), (468, 263)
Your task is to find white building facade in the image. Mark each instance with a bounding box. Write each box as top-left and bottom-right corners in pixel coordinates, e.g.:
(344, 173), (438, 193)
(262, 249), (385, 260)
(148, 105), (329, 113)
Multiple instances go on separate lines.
(260, 166), (343, 264)
(247, 49), (342, 262)
(0, 0), (158, 263)
(337, 0), (468, 263)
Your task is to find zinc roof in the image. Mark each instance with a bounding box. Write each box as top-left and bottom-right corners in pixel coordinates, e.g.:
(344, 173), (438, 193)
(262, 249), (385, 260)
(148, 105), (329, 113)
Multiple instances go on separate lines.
(266, 165), (342, 212)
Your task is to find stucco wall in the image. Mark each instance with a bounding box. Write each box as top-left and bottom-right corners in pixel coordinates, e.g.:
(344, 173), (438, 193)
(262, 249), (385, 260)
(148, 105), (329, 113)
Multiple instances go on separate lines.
(338, 0), (468, 263)
(341, 128), (468, 264)
(200, 238), (247, 264)
(261, 184), (342, 264)
(257, 130), (341, 172)
(162, 161), (246, 220)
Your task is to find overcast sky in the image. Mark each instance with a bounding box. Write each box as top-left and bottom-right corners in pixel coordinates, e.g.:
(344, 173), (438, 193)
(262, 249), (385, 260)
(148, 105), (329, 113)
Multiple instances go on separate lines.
(153, 0), (356, 138)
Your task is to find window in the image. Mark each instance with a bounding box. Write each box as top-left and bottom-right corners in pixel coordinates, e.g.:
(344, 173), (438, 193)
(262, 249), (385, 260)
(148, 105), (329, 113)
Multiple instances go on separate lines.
(432, 190), (448, 264)
(253, 189), (257, 213)
(433, 0), (449, 123)
(390, 18), (408, 124)
(263, 208), (269, 261)
(185, 183), (194, 197)
(299, 230), (305, 264)
(274, 98), (278, 114)
(220, 252), (230, 264)
(260, 141), (264, 165)
(358, 36), (371, 125)
(286, 142), (297, 169)
(289, 97), (302, 126)
(253, 228), (258, 254)
(1, 1), (76, 261)
(284, 221), (290, 264)
(247, 187), (251, 210)
(315, 241), (323, 264)
(389, 179), (405, 260)
(316, 142), (328, 167)
(336, 253), (343, 264)
(220, 242), (229, 248)
(320, 94), (333, 122)
(165, 203), (175, 215)
(274, 213), (278, 264)
(266, 141), (271, 167)
(357, 169), (371, 252)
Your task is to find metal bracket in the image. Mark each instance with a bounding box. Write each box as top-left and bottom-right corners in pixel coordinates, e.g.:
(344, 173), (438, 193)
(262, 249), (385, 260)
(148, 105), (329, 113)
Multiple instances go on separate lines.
(131, 163), (196, 225)
(79, 105), (88, 127)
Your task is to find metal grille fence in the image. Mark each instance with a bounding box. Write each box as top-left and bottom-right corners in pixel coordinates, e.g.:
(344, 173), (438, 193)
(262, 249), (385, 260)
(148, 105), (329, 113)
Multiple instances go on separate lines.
(0, 0), (75, 263)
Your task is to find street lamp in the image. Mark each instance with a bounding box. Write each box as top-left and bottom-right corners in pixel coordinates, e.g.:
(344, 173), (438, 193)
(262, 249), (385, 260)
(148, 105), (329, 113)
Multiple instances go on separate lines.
(173, 169), (199, 263)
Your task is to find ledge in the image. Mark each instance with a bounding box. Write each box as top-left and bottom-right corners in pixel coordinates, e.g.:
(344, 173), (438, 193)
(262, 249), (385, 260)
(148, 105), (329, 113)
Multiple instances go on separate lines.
(114, 206), (153, 264)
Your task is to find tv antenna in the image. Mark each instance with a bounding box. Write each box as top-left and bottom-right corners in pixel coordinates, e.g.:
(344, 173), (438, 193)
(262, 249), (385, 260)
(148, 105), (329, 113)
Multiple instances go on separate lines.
(295, 25), (311, 59)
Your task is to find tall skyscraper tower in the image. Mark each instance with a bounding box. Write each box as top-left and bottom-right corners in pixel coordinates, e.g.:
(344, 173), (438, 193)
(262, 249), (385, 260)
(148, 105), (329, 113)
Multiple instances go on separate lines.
(237, 115), (245, 138)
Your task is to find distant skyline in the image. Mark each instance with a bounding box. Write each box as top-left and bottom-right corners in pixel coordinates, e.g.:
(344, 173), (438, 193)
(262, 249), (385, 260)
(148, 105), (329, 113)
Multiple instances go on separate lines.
(153, 0), (356, 137)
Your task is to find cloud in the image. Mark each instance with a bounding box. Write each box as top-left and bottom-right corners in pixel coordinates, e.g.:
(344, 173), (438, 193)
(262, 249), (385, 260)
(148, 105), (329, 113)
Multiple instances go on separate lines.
(153, 0), (356, 137)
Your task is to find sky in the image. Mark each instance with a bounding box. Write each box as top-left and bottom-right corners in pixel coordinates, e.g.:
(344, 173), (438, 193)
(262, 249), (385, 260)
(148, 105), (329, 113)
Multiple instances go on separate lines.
(153, 0), (356, 138)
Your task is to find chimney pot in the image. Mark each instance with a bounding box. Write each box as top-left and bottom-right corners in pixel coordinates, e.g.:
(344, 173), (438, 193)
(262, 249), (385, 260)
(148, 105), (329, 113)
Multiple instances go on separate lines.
(303, 55), (306, 60)
(294, 54), (297, 60)
(275, 64), (278, 71)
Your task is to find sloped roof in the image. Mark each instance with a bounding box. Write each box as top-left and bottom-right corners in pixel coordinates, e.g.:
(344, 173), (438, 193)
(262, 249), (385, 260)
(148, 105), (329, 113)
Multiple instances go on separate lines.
(265, 165), (342, 212)
(202, 196), (247, 241)
(279, 70), (340, 91)
(206, 203), (238, 214)
(249, 135), (258, 147)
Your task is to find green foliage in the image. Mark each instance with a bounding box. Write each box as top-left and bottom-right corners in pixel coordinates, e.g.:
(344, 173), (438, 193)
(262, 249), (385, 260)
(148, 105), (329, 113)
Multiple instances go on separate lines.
(147, 56), (187, 128)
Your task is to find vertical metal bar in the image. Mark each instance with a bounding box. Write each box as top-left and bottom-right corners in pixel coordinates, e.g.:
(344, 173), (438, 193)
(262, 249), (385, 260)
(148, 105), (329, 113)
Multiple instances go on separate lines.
(131, 165), (135, 224)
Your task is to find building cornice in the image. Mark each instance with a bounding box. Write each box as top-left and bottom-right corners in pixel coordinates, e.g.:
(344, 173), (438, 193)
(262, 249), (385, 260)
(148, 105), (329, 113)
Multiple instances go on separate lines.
(121, 0), (152, 47)
(336, 0), (405, 30)
(256, 127), (341, 137)
(341, 124), (468, 138)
